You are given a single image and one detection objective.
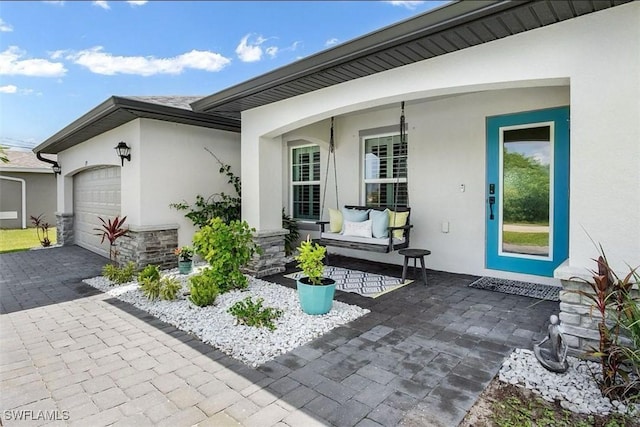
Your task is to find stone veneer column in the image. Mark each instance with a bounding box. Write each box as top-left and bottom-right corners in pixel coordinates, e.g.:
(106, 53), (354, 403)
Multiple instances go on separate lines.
(244, 229), (289, 278)
(117, 224), (179, 270)
(55, 213), (74, 246)
(559, 279), (639, 355)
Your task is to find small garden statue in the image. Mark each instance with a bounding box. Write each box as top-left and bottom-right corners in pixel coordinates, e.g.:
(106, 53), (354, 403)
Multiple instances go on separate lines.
(534, 314), (569, 373)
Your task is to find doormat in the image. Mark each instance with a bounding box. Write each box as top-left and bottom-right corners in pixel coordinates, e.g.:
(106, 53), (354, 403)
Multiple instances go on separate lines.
(284, 266), (412, 299)
(468, 277), (560, 301)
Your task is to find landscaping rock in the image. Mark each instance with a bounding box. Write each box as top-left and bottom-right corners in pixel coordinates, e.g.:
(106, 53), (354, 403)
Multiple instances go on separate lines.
(84, 266), (369, 367)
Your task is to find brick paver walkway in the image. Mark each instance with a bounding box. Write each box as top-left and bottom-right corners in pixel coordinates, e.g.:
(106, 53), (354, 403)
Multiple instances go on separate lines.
(1, 246), (558, 426)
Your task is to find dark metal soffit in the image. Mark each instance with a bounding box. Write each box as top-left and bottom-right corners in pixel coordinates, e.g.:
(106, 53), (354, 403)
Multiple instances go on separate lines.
(34, 96), (241, 155)
(192, 0), (630, 119)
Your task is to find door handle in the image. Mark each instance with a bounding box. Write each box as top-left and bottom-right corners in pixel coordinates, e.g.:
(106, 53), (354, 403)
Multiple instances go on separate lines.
(488, 196), (495, 220)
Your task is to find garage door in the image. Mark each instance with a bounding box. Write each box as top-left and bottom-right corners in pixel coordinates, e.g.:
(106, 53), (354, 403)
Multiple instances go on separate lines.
(74, 166), (121, 258)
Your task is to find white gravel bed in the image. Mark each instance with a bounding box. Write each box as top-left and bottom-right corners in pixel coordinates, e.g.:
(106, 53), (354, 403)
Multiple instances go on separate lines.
(499, 348), (639, 416)
(83, 267), (369, 367)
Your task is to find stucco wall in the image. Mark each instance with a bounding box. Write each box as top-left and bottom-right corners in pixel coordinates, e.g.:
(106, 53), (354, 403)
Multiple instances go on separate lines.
(243, 2), (640, 279)
(138, 119), (241, 247)
(0, 172), (56, 229)
(56, 118), (241, 249)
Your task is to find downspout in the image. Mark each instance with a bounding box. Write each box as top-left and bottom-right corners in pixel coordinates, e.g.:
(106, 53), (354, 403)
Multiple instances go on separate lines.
(36, 151), (60, 171)
(0, 175), (27, 228)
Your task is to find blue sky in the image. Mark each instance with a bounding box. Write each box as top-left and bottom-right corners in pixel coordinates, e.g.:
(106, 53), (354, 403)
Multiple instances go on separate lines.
(0, 1), (446, 149)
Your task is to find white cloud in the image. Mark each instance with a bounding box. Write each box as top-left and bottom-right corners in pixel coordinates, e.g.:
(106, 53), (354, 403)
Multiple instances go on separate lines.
(0, 18), (13, 32)
(0, 85), (39, 95)
(0, 46), (67, 77)
(235, 34), (268, 63)
(386, 1), (424, 10)
(127, 0), (148, 5)
(265, 46), (278, 59)
(93, 1), (110, 10)
(325, 38), (339, 47)
(66, 46), (231, 76)
(0, 85), (17, 93)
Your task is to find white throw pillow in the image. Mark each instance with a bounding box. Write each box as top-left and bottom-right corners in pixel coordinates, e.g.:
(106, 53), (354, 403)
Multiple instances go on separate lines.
(342, 219), (373, 238)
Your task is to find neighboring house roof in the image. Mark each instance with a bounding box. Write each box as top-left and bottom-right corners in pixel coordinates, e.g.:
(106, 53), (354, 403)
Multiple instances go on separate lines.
(34, 95), (241, 155)
(192, 0), (631, 119)
(0, 149), (56, 173)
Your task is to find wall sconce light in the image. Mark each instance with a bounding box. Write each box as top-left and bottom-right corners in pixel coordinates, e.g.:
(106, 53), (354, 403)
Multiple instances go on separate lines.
(114, 142), (131, 166)
(52, 162), (62, 175)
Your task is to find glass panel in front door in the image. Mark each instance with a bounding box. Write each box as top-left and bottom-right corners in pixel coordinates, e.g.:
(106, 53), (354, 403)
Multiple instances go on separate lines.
(500, 125), (552, 259)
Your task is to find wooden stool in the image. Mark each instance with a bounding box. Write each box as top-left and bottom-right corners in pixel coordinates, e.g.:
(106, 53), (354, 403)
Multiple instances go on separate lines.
(399, 248), (430, 284)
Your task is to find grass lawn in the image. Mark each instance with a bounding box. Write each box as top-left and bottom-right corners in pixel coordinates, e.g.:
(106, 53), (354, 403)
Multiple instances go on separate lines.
(0, 227), (57, 253)
(503, 231), (549, 247)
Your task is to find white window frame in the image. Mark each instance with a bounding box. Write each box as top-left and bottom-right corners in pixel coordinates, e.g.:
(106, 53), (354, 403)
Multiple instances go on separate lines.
(290, 144), (321, 221)
(361, 131), (408, 207)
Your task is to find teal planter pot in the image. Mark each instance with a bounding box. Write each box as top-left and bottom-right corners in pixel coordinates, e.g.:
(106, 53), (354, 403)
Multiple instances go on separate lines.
(178, 260), (192, 275)
(296, 277), (336, 315)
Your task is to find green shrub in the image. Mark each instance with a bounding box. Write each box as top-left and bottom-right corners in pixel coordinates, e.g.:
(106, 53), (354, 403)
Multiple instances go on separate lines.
(295, 237), (326, 285)
(103, 262), (136, 285)
(192, 218), (260, 293)
(138, 264), (160, 283)
(139, 277), (161, 300)
(159, 276), (181, 301)
(189, 268), (219, 307)
(228, 297), (283, 331)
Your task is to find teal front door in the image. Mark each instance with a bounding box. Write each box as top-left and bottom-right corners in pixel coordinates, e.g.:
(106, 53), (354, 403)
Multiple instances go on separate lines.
(486, 107), (569, 277)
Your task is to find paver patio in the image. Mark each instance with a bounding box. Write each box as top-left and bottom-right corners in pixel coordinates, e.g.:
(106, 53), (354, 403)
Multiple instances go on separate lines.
(0, 246), (558, 426)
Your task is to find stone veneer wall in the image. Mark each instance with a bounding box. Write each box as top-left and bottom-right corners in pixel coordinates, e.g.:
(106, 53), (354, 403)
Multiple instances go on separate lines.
(559, 279), (639, 355)
(244, 229), (288, 278)
(117, 225), (178, 270)
(55, 212), (74, 246)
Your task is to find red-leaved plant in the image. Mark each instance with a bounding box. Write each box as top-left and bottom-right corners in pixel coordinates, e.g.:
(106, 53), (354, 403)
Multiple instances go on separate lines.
(94, 216), (129, 263)
(571, 245), (640, 403)
(30, 214), (51, 247)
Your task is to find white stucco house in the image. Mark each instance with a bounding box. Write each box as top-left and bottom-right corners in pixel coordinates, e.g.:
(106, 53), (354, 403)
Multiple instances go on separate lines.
(35, 0), (638, 349)
(34, 96), (240, 267)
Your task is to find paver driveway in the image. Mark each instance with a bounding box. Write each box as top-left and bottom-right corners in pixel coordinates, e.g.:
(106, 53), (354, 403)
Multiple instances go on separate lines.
(1, 246), (558, 426)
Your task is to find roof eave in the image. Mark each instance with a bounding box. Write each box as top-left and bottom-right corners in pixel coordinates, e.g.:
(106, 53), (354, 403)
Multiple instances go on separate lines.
(191, 0), (514, 113)
(34, 96), (241, 155)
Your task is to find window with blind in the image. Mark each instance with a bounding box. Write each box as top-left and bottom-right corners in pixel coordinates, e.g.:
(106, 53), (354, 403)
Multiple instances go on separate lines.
(363, 134), (408, 208)
(291, 145), (320, 220)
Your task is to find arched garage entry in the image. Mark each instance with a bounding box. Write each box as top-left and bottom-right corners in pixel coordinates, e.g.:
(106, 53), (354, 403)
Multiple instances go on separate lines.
(73, 166), (121, 258)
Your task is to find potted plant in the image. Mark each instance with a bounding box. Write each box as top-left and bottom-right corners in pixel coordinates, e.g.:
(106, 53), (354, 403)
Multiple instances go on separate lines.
(175, 246), (194, 274)
(294, 236), (336, 315)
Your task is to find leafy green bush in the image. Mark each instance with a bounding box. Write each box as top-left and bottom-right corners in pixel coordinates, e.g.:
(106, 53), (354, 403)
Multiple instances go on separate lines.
(193, 218), (260, 293)
(138, 264), (160, 283)
(189, 268), (219, 307)
(103, 262), (136, 285)
(295, 236), (326, 285)
(159, 276), (181, 301)
(228, 297), (283, 331)
(139, 277), (161, 300)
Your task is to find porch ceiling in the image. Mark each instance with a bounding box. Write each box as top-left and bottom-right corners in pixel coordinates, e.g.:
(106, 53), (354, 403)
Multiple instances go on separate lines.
(192, 0), (630, 120)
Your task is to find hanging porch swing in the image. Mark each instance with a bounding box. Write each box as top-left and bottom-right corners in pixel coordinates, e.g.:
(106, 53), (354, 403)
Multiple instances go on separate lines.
(315, 102), (412, 253)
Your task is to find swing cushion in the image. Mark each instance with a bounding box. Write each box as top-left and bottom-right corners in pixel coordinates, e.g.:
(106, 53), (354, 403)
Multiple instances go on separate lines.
(370, 209), (390, 238)
(388, 210), (410, 239)
(328, 208), (343, 233)
(341, 207), (370, 223)
(342, 219), (373, 238)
